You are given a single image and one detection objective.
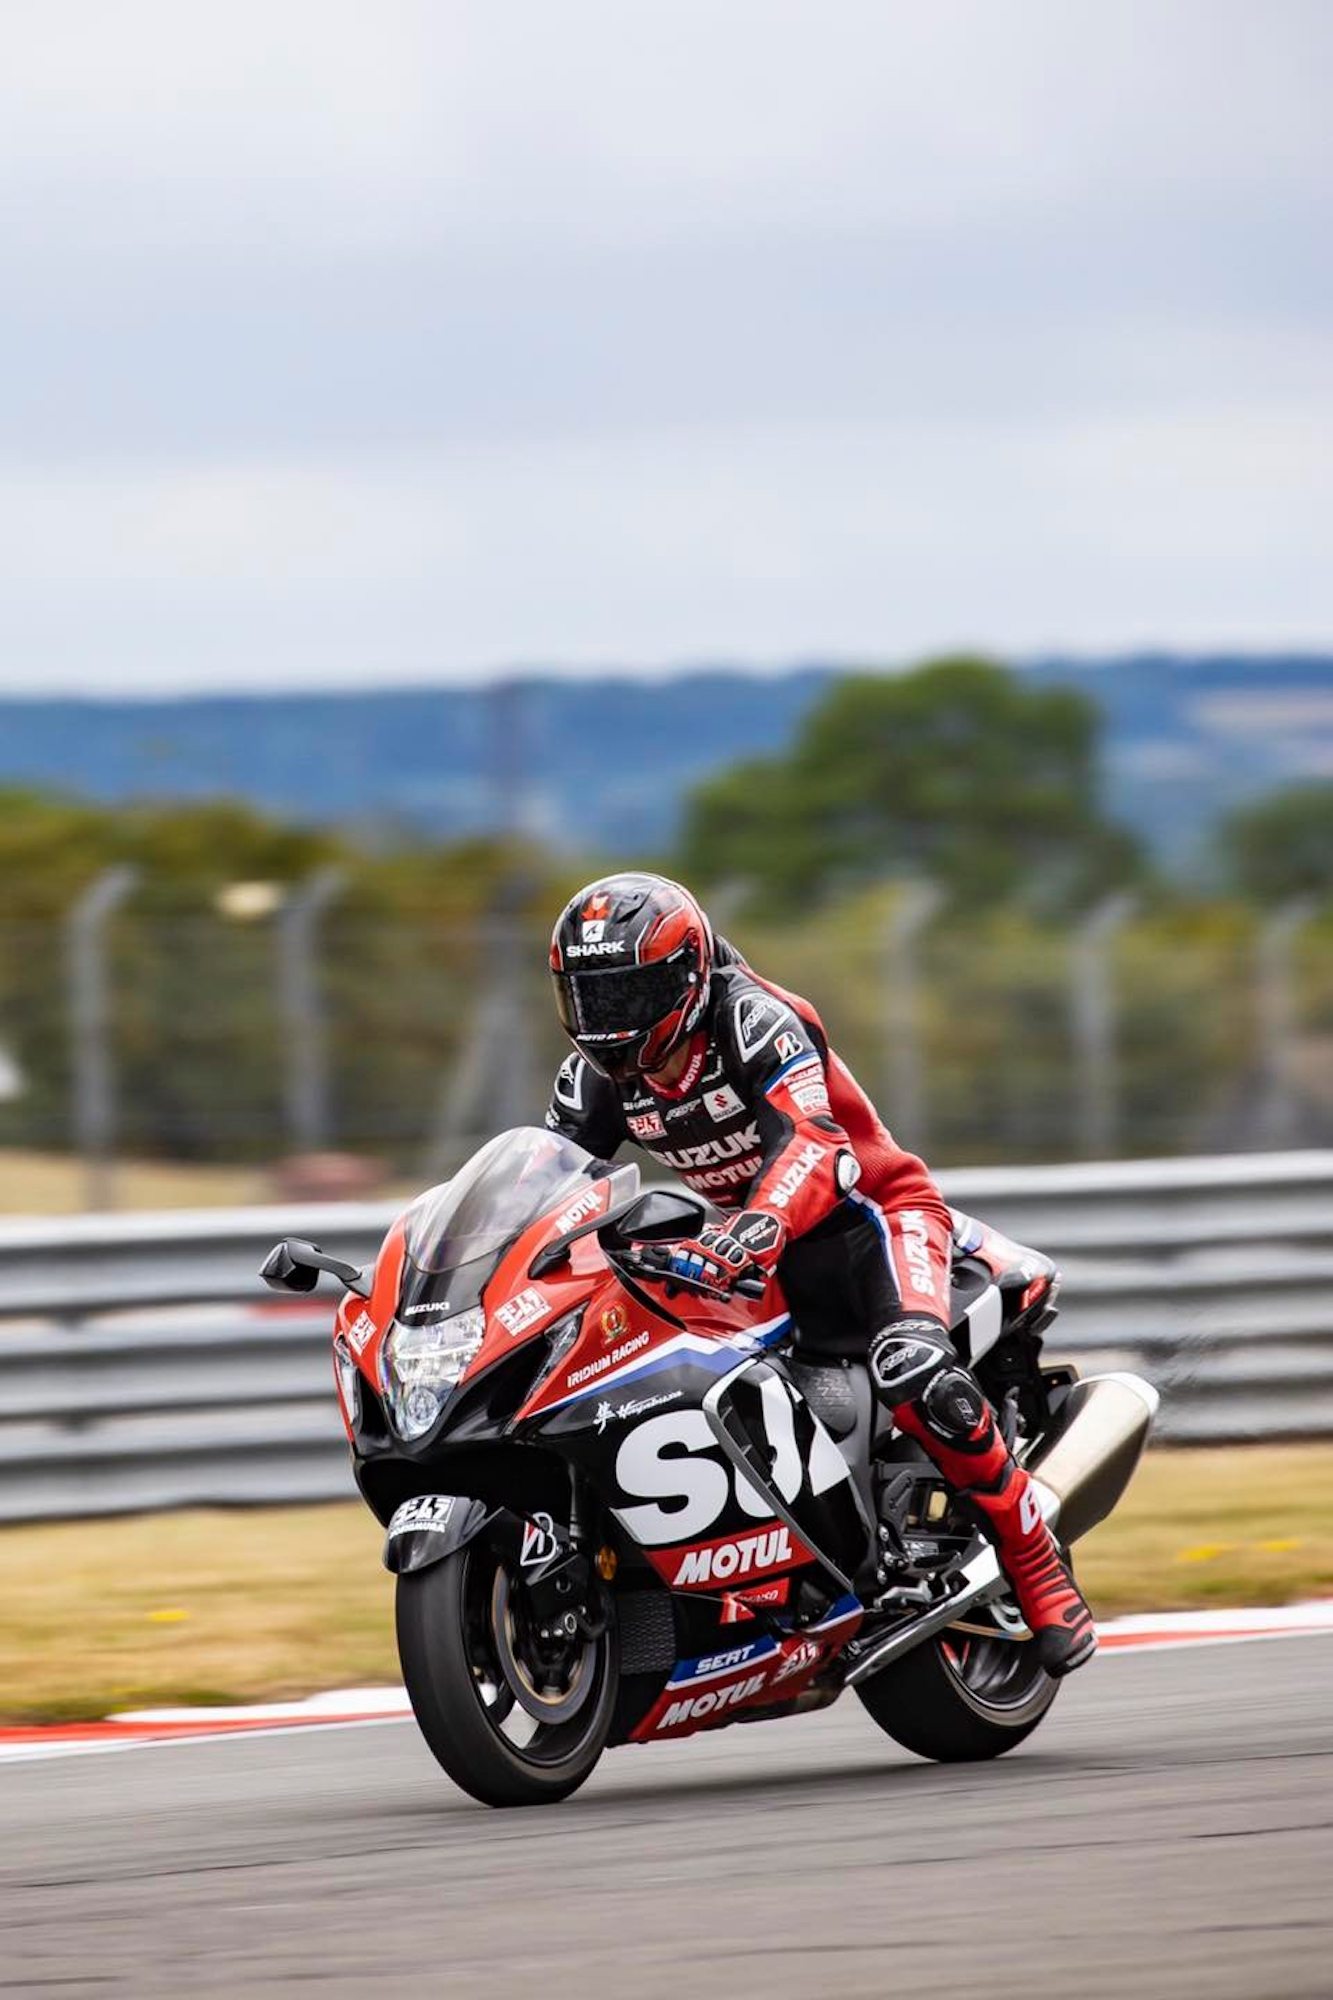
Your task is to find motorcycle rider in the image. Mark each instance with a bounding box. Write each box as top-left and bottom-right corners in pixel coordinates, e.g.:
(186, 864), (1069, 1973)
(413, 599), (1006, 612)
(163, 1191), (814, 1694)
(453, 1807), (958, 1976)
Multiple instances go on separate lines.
(545, 871), (1096, 1676)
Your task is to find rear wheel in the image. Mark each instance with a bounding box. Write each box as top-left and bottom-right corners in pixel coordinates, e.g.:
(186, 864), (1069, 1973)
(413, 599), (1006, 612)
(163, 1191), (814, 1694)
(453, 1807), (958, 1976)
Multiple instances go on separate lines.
(396, 1541), (618, 1807)
(855, 1614), (1058, 1761)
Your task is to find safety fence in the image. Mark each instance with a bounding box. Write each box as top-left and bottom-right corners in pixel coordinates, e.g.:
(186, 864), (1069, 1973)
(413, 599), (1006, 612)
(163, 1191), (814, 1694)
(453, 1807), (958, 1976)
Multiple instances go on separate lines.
(1, 1150), (1331, 1522)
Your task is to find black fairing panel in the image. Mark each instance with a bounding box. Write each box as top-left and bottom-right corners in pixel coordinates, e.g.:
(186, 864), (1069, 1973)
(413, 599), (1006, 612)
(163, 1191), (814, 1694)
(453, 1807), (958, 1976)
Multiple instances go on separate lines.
(707, 1359), (874, 1587)
(382, 1494), (492, 1574)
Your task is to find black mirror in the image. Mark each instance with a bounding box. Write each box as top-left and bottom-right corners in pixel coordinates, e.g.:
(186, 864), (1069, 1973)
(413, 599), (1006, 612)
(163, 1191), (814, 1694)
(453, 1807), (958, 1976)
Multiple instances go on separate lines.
(259, 1238), (370, 1298)
(607, 1188), (708, 1243)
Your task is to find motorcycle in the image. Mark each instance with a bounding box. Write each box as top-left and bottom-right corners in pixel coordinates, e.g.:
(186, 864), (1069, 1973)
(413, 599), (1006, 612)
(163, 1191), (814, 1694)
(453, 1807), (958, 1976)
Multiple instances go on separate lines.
(261, 1124), (1158, 1808)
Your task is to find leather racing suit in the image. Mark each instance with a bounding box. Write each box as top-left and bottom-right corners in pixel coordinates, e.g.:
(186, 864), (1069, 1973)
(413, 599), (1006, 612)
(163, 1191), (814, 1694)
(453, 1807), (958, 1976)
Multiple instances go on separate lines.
(545, 936), (1095, 1676)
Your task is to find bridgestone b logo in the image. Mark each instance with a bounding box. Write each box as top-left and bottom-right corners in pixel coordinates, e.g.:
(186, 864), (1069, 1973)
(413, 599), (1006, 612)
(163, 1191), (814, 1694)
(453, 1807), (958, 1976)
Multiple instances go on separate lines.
(672, 1525), (794, 1588)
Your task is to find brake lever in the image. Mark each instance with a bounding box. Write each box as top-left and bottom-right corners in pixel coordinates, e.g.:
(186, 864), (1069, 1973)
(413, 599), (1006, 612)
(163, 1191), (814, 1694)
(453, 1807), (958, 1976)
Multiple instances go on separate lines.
(621, 1245), (768, 1303)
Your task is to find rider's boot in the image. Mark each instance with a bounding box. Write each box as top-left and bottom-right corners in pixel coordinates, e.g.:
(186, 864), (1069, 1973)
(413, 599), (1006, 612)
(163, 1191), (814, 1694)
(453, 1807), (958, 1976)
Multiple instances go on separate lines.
(872, 1330), (1096, 1677)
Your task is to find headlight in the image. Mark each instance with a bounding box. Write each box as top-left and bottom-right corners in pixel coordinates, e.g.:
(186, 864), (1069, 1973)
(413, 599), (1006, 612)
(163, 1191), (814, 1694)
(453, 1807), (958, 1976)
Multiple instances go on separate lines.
(382, 1308), (485, 1440)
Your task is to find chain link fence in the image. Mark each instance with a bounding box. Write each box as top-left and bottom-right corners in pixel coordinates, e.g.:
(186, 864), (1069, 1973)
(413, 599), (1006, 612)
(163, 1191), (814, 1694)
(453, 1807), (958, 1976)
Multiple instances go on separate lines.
(1, 894), (1331, 1194)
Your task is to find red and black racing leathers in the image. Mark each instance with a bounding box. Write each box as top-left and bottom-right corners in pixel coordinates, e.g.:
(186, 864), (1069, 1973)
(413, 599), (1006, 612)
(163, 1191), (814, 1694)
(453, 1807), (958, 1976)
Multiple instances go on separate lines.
(545, 936), (1097, 1675)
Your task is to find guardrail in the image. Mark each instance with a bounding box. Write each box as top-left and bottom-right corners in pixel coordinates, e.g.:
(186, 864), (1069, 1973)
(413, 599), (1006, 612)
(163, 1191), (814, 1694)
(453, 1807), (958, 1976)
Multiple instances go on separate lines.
(2, 1150), (1331, 1522)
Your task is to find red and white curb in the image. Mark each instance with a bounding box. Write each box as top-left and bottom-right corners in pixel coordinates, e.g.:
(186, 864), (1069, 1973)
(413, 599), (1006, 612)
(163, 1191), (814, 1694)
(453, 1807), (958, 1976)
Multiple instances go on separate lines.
(5, 1601), (1332, 1764)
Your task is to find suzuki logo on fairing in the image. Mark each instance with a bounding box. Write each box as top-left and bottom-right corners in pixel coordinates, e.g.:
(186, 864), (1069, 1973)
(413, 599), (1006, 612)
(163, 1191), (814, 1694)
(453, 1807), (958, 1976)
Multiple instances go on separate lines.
(672, 1526), (794, 1587)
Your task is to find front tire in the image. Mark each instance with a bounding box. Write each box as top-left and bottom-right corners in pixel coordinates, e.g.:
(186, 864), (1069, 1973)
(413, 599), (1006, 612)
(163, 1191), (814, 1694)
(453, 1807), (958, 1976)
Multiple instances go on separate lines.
(396, 1541), (618, 1807)
(856, 1626), (1059, 1762)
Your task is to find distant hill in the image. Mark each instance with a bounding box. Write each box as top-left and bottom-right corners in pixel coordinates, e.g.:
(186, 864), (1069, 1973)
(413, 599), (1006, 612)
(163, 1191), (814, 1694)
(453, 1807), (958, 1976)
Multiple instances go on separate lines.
(0, 656), (1329, 869)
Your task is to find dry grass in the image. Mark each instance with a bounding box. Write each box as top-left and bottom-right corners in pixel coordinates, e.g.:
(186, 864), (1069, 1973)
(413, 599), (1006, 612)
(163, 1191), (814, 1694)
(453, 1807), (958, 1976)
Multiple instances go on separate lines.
(0, 1150), (268, 1215)
(2, 1443), (1331, 1724)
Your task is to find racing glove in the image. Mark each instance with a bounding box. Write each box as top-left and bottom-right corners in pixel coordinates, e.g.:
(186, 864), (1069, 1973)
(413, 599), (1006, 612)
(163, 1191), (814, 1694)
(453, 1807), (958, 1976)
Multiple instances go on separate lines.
(655, 1210), (788, 1298)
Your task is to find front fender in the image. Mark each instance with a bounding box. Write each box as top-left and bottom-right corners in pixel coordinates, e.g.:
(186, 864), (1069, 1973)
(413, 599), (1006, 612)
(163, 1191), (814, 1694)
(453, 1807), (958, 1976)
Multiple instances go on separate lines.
(382, 1494), (493, 1574)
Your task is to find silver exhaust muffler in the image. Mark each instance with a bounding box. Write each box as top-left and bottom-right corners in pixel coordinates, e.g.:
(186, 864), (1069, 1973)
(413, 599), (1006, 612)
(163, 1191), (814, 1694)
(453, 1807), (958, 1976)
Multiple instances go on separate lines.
(845, 1370), (1159, 1685)
(1025, 1370), (1160, 1547)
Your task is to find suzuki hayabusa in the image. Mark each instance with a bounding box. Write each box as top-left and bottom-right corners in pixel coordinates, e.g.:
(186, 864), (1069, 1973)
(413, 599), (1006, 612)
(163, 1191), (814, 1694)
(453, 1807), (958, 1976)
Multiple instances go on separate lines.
(262, 1126), (1157, 1808)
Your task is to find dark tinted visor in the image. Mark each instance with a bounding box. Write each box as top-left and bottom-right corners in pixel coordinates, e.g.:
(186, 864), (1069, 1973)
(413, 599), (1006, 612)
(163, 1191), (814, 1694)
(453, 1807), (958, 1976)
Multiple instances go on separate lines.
(553, 949), (694, 1041)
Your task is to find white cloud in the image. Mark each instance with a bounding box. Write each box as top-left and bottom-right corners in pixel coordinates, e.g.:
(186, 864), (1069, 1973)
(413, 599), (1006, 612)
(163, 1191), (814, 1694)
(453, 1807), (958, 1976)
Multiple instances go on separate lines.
(0, 0), (1328, 689)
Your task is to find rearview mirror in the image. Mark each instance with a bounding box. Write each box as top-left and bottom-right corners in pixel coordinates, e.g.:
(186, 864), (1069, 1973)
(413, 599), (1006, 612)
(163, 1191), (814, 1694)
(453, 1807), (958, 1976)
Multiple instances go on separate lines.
(605, 1188), (708, 1243)
(259, 1237), (370, 1298)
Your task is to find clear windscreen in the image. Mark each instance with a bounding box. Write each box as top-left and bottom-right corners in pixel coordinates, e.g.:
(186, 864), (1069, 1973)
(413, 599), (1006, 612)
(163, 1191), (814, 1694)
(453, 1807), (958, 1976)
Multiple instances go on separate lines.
(400, 1127), (609, 1299)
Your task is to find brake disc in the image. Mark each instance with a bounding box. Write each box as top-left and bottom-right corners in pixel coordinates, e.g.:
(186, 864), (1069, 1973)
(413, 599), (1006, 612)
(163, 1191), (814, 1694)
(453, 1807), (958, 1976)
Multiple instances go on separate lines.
(490, 1566), (597, 1725)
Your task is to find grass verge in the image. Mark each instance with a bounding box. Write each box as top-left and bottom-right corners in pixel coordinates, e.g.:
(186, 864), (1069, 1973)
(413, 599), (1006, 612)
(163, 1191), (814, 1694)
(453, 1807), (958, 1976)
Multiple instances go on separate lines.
(3, 1443), (1331, 1725)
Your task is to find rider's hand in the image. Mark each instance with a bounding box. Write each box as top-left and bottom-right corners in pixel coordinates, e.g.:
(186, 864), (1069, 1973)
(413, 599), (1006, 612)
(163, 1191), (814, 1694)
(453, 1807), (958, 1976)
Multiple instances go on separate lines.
(655, 1211), (787, 1297)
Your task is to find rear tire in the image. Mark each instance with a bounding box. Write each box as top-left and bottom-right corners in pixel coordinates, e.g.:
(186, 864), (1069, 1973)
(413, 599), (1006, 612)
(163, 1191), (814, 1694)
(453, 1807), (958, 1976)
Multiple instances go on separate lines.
(396, 1542), (618, 1808)
(855, 1628), (1058, 1762)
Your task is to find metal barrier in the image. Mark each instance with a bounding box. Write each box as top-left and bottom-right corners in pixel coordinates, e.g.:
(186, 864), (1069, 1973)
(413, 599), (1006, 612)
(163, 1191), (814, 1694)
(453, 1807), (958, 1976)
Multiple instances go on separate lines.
(2, 1151), (1332, 1522)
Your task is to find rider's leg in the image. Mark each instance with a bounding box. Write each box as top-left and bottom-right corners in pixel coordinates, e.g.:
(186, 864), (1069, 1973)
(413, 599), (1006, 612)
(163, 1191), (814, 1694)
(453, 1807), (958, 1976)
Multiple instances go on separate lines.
(864, 1206), (1096, 1678)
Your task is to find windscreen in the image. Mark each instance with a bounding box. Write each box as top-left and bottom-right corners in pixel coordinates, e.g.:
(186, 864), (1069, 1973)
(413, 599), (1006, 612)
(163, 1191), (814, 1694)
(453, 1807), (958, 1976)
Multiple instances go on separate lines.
(402, 1126), (607, 1283)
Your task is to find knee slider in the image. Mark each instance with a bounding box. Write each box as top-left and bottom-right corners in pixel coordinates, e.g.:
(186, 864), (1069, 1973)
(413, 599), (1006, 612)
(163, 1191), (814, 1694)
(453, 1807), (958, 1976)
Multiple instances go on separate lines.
(920, 1366), (991, 1446)
(869, 1320), (953, 1401)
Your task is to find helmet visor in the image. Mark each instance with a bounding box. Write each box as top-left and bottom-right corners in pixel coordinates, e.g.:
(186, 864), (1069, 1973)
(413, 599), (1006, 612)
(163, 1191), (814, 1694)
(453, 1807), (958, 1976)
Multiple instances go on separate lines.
(553, 949), (694, 1044)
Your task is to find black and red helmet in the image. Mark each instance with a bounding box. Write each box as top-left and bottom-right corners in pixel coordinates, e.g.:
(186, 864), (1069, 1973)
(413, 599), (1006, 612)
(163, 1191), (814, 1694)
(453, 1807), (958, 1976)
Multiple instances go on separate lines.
(550, 873), (714, 1080)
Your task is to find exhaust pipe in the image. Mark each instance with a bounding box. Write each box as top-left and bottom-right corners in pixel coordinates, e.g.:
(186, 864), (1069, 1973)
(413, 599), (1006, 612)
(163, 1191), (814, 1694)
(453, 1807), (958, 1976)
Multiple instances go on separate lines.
(845, 1370), (1158, 1686)
(1025, 1371), (1160, 1547)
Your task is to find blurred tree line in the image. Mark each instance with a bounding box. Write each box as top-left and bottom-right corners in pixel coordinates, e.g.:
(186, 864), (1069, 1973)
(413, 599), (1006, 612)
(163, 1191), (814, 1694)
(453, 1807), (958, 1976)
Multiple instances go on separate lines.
(1, 655), (1331, 1171)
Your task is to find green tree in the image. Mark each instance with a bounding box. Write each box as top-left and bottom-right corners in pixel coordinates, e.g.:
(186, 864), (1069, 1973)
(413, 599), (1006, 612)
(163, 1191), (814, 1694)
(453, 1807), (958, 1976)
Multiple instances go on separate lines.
(1219, 782), (1333, 902)
(679, 657), (1141, 909)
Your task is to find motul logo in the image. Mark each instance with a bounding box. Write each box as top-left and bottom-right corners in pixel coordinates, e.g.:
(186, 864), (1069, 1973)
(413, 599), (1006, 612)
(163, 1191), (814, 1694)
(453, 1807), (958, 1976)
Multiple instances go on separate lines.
(660, 1672), (768, 1730)
(672, 1525), (793, 1587)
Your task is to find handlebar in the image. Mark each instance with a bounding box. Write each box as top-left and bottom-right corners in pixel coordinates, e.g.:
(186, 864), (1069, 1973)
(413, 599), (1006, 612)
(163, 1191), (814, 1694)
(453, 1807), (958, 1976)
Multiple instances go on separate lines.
(618, 1242), (768, 1301)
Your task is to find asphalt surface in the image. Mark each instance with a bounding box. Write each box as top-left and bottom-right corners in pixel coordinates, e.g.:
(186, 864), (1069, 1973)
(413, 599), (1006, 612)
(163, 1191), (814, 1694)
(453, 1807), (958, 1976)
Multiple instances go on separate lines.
(2, 1637), (1331, 1999)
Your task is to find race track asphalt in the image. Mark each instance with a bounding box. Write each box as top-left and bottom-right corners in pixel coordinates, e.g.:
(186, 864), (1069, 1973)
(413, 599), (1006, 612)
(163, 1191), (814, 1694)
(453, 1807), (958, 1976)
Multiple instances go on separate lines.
(2, 1636), (1331, 1999)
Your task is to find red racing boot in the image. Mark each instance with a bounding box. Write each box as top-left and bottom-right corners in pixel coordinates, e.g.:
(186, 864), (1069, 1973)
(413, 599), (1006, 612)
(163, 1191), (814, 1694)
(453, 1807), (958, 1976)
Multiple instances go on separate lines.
(893, 1375), (1097, 1678)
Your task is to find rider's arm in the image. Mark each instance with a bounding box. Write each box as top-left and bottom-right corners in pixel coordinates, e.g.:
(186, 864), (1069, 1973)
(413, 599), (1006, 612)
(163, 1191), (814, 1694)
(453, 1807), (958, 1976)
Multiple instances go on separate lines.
(722, 989), (857, 1242)
(544, 1052), (628, 1159)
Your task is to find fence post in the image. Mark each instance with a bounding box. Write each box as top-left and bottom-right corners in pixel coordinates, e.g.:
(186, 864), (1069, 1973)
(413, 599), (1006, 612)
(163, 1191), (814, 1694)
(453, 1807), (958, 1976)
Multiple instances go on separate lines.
(66, 866), (137, 1210)
(278, 867), (344, 1153)
(883, 879), (941, 1147)
(1070, 892), (1136, 1159)
(1256, 897), (1316, 1149)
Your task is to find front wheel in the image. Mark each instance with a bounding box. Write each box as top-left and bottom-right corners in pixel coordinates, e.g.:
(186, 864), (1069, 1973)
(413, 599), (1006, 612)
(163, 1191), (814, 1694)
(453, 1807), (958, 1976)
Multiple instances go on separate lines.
(855, 1622), (1059, 1762)
(396, 1540), (618, 1807)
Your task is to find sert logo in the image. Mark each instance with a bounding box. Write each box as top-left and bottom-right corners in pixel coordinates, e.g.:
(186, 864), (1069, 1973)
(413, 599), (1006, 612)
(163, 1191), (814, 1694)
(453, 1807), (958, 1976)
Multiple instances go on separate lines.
(672, 1525), (795, 1588)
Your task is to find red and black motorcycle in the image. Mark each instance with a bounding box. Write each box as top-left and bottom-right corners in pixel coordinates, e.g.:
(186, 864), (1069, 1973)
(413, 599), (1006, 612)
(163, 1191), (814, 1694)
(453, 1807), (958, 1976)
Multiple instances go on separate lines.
(261, 1125), (1157, 1808)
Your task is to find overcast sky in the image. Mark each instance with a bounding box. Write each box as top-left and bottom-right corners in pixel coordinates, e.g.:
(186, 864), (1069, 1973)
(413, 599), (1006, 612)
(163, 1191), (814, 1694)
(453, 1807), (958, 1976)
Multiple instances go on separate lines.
(0, 0), (1329, 694)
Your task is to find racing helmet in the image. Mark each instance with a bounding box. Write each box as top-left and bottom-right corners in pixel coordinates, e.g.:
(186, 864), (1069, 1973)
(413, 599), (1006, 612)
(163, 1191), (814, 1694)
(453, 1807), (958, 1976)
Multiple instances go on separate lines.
(550, 873), (714, 1081)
